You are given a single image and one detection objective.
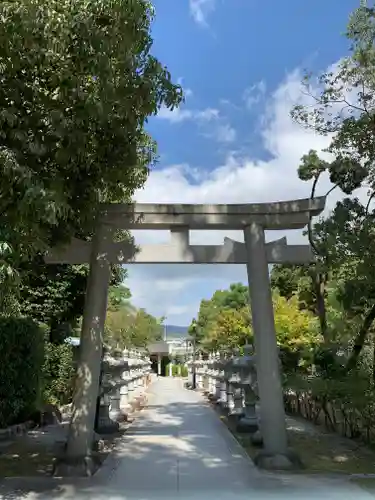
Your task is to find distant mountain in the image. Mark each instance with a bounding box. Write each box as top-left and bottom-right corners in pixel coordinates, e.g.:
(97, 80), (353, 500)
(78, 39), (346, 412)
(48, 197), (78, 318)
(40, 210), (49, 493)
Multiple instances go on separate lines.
(165, 324), (189, 339)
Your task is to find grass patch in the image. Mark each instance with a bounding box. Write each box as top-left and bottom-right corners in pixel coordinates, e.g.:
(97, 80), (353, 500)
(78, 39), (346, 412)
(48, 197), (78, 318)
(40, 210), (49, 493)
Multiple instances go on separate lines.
(214, 404), (375, 475)
(351, 477), (375, 494)
(0, 395), (148, 478)
(0, 439), (55, 477)
(0, 425), (132, 478)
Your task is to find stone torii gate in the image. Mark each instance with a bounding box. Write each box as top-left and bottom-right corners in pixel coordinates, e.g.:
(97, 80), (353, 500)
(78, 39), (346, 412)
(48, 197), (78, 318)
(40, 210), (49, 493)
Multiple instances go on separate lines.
(46, 196), (325, 472)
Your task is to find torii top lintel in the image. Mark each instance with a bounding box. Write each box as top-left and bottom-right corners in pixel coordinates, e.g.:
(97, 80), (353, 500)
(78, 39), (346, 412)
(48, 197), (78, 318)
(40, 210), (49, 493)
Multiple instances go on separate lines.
(99, 196), (326, 230)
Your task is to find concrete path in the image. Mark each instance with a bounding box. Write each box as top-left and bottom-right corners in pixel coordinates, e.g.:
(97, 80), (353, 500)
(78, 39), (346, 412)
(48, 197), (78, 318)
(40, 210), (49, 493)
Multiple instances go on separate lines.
(100, 377), (375, 499)
(2, 378), (374, 500)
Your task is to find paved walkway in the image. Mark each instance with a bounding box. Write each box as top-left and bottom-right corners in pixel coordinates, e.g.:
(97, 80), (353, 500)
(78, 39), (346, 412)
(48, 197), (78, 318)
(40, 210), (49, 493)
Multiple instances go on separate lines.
(102, 378), (374, 499)
(2, 378), (374, 499)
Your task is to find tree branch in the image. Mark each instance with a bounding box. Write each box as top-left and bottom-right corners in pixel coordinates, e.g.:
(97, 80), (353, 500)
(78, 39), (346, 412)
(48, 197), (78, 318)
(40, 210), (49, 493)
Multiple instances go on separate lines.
(346, 303), (375, 372)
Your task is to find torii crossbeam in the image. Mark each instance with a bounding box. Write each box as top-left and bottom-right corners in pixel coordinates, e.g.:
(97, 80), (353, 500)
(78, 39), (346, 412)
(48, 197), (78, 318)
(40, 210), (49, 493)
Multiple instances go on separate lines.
(47, 197), (325, 468)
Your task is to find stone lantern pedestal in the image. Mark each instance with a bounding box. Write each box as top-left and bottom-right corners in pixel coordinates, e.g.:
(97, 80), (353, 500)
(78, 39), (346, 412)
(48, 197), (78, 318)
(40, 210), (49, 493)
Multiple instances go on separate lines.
(236, 345), (259, 434)
(228, 349), (244, 420)
(217, 353), (228, 408)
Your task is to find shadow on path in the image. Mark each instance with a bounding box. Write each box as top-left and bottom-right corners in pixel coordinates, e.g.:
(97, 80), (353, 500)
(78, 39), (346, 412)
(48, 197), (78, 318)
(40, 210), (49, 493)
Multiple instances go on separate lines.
(1, 379), (374, 499)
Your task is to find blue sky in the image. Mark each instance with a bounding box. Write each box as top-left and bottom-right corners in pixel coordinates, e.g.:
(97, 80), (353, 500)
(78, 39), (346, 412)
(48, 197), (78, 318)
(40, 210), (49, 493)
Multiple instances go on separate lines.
(126, 0), (361, 326)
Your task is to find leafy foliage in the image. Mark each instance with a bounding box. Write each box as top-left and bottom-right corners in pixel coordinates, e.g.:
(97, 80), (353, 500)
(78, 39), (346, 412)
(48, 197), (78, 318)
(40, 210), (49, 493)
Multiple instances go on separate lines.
(105, 302), (163, 349)
(273, 293), (320, 372)
(0, 0), (183, 308)
(0, 317), (44, 427)
(204, 307), (251, 351)
(165, 364), (188, 377)
(18, 262), (88, 343)
(289, 3), (375, 357)
(189, 283), (249, 345)
(42, 342), (75, 406)
(191, 283), (320, 373)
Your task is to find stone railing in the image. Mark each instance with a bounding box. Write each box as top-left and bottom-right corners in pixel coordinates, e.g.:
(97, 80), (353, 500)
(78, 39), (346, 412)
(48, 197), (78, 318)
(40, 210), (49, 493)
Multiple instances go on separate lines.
(96, 348), (152, 433)
(186, 347), (262, 443)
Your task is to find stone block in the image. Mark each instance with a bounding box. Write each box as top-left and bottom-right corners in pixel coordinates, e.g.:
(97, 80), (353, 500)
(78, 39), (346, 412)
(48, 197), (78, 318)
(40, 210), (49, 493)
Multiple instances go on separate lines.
(250, 429), (263, 447)
(254, 449), (303, 471)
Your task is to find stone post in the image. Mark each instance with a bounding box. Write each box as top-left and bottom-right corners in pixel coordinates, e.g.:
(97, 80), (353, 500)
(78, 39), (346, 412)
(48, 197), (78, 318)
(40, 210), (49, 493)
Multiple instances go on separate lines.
(214, 353), (221, 400)
(230, 349), (244, 418)
(244, 223), (294, 468)
(128, 352), (135, 402)
(236, 346), (259, 434)
(225, 354), (234, 413)
(157, 353), (162, 376)
(62, 222), (113, 474)
(219, 353), (227, 407)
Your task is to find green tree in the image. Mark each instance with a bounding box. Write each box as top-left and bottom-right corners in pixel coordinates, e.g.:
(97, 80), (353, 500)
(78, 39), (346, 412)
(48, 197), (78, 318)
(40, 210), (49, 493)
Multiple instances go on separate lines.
(270, 264), (317, 312)
(311, 199), (375, 371)
(0, 0), (183, 310)
(205, 307), (251, 351)
(16, 260), (127, 343)
(191, 283), (249, 344)
(291, 4), (375, 345)
(0, 0), (184, 466)
(105, 304), (163, 349)
(190, 285), (320, 369)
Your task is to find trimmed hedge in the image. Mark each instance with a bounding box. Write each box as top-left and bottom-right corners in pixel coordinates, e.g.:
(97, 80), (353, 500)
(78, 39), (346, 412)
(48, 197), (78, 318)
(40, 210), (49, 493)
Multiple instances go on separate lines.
(165, 364), (188, 377)
(0, 317), (44, 427)
(42, 342), (75, 406)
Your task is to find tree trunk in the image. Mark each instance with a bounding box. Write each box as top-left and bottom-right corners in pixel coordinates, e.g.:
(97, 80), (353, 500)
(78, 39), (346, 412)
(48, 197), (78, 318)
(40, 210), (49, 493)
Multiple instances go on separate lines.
(346, 303), (375, 372)
(312, 270), (328, 340)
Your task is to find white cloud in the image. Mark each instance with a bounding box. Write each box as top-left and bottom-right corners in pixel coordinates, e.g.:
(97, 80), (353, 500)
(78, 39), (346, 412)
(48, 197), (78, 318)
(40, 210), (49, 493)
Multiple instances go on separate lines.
(156, 105), (218, 124)
(214, 123), (237, 143)
(243, 80), (266, 109)
(157, 105), (236, 144)
(166, 305), (194, 316)
(127, 61), (370, 325)
(154, 279), (194, 292)
(177, 77), (193, 98)
(189, 0), (216, 27)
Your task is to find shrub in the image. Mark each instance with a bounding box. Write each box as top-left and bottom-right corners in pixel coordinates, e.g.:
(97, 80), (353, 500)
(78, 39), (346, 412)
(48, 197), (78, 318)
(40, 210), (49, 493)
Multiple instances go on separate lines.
(165, 363), (188, 377)
(0, 317), (44, 427)
(42, 342), (75, 406)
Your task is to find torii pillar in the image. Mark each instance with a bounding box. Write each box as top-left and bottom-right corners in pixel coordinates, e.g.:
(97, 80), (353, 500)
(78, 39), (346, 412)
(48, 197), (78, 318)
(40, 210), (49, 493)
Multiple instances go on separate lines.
(244, 223), (299, 468)
(46, 197), (326, 474)
(54, 222), (113, 475)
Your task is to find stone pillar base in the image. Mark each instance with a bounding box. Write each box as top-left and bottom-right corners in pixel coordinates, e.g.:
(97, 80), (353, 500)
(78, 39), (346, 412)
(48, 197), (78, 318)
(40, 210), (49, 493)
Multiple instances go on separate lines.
(110, 408), (128, 422)
(236, 416), (258, 433)
(228, 407), (244, 420)
(254, 449), (303, 471)
(96, 420), (119, 434)
(217, 397), (227, 408)
(52, 454), (101, 477)
(207, 393), (218, 402)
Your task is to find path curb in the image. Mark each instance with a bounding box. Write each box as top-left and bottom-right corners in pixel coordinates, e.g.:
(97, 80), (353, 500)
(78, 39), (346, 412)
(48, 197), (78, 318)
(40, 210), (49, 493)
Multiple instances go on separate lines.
(92, 380), (156, 484)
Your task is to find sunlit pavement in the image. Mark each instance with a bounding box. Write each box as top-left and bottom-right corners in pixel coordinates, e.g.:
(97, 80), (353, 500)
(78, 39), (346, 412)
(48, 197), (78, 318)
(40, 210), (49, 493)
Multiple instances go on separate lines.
(1, 377), (374, 499)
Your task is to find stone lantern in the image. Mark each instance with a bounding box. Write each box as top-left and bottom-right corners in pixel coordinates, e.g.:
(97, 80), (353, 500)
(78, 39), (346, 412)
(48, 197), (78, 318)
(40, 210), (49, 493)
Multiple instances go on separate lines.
(119, 349), (131, 414)
(236, 344), (259, 434)
(195, 353), (202, 389)
(97, 348), (126, 433)
(217, 351), (229, 408)
(212, 351), (221, 401)
(224, 350), (235, 413)
(229, 348), (244, 418)
(207, 352), (217, 396)
(106, 349), (130, 423)
(127, 350), (138, 401)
